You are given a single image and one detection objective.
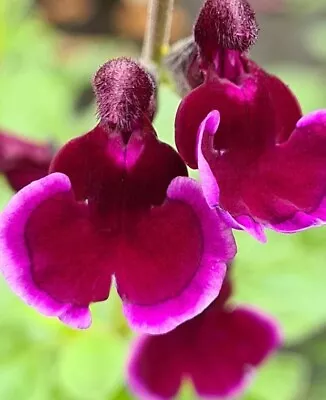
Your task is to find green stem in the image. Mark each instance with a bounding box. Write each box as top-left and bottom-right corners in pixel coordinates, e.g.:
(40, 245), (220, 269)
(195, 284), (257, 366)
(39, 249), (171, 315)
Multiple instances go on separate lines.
(141, 0), (175, 65)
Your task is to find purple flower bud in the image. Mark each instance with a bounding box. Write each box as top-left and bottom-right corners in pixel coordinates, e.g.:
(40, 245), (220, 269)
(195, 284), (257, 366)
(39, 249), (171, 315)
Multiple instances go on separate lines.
(194, 0), (259, 62)
(93, 58), (157, 136)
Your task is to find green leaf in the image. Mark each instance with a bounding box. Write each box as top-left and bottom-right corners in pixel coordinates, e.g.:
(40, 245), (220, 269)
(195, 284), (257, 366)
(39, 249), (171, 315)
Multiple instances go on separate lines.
(234, 228), (326, 344)
(0, 348), (54, 400)
(0, 15), (96, 144)
(58, 330), (128, 400)
(0, 61), (75, 142)
(244, 352), (310, 400)
(0, 176), (14, 209)
(178, 381), (196, 399)
(2, 0), (34, 56)
(113, 387), (134, 400)
(92, 290), (133, 339)
(287, 0), (326, 14)
(63, 38), (138, 88)
(290, 329), (326, 400)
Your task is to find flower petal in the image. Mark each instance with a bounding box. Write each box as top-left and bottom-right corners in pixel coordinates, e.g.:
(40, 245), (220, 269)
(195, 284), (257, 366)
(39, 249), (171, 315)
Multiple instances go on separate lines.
(0, 132), (53, 191)
(175, 66), (275, 168)
(232, 215), (267, 242)
(197, 110), (221, 208)
(127, 335), (183, 400)
(0, 173), (113, 328)
(126, 302), (281, 399)
(189, 306), (282, 398)
(51, 124), (188, 210)
(50, 126), (127, 202)
(117, 177), (236, 334)
(197, 108), (326, 237)
(197, 111), (267, 242)
(266, 73), (302, 143)
(245, 110), (326, 232)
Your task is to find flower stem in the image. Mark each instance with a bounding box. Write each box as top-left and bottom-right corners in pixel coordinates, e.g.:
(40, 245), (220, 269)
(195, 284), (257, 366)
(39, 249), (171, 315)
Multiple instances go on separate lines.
(142, 0), (175, 66)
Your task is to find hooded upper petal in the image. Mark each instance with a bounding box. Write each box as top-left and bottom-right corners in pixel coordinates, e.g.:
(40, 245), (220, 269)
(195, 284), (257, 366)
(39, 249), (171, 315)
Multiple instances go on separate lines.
(175, 58), (281, 169)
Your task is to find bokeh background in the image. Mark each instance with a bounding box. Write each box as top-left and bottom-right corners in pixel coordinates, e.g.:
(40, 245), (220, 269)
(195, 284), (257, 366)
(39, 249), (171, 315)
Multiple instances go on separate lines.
(0, 0), (326, 398)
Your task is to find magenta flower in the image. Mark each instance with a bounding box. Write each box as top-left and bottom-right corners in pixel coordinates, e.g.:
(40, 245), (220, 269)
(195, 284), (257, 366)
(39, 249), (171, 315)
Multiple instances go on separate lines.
(127, 276), (282, 399)
(175, 0), (326, 241)
(0, 131), (53, 191)
(0, 58), (236, 333)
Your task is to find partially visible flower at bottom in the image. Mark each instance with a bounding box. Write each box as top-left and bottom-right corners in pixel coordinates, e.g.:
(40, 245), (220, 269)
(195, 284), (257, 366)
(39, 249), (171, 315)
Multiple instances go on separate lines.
(0, 131), (53, 191)
(127, 278), (282, 399)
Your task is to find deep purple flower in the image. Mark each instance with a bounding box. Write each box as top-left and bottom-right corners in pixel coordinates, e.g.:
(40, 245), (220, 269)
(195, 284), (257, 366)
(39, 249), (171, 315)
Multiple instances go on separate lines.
(0, 58), (236, 333)
(127, 276), (282, 399)
(174, 0), (326, 241)
(0, 131), (53, 191)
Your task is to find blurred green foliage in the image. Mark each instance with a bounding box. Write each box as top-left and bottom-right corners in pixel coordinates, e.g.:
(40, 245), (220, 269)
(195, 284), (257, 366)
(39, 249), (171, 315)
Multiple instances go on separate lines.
(287, 0), (326, 14)
(0, 0), (326, 399)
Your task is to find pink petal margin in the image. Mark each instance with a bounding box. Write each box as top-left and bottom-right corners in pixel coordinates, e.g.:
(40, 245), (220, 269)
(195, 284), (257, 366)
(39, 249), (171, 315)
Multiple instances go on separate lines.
(196, 110), (221, 208)
(0, 173), (91, 329)
(123, 177), (236, 334)
(267, 196), (326, 233)
(267, 111), (326, 233)
(197, 111), (267, 243)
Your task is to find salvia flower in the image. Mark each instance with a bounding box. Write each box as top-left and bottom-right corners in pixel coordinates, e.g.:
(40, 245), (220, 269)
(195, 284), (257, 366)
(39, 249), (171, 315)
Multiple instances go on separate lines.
(0, 58), (236, 333)
(0, 131), (53, 191)
(127, 276), (282, 399)
(174, 0), (326, 242)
